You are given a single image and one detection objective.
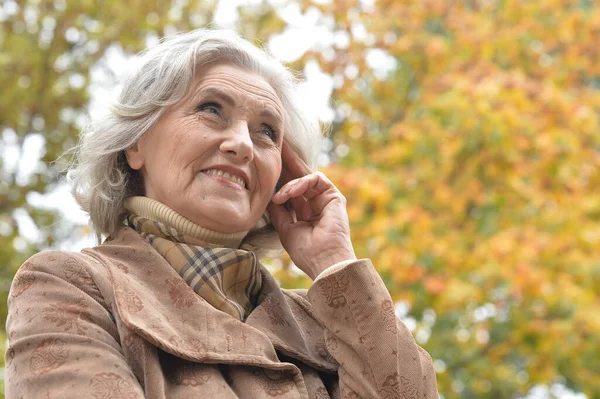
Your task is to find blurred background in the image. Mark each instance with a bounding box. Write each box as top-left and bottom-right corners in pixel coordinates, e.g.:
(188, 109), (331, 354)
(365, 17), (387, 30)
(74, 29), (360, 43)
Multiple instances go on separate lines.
(1, 0), (599, 397)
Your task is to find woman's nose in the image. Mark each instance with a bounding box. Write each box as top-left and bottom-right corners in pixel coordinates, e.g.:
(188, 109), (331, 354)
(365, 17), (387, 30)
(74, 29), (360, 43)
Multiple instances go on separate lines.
(219, 121), (254, 163)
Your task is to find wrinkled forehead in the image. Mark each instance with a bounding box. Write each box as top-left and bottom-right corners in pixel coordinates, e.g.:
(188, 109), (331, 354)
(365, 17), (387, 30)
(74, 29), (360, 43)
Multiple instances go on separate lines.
(187, 62), (284, 121)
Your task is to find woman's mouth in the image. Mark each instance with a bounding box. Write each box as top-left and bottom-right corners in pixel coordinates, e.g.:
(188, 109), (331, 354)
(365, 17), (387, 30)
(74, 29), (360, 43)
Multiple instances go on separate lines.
(201, 169), (247, 190)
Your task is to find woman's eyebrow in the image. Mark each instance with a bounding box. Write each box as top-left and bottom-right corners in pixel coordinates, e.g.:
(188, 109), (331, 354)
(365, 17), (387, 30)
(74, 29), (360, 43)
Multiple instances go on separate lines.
(260, 109), (283, 125)
(196, 87), (236, 106)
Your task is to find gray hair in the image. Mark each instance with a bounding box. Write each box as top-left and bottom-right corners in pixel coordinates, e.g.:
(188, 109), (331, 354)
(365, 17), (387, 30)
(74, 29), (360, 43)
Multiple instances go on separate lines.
(67, 28), (323, 255)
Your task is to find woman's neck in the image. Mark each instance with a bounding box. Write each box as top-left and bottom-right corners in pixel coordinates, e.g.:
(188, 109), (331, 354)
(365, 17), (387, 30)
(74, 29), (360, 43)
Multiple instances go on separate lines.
(123, 196), (248, 248)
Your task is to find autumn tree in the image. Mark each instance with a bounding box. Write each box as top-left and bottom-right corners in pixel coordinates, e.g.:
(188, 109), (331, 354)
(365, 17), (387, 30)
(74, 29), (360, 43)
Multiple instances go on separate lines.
(286, 0), (600, 397)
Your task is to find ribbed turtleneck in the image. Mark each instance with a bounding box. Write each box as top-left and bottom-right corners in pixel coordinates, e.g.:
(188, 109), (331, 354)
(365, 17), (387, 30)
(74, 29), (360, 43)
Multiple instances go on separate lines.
(123, 196), (248, 249)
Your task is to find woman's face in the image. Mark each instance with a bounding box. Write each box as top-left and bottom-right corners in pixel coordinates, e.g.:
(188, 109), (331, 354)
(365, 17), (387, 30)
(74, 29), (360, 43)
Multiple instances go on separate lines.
(126, 63), (284, 233)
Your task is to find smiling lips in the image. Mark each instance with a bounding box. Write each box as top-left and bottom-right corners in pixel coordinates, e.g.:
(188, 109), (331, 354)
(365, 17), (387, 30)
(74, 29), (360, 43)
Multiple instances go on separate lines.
(201, 169), (247, 189)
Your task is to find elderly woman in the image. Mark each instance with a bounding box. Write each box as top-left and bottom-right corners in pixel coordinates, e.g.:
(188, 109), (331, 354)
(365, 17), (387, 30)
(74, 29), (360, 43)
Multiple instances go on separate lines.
(5, 29), (437, 398)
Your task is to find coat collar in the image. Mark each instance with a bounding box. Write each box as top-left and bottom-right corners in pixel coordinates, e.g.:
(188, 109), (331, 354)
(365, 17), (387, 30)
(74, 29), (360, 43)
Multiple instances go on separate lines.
(85, 227), (337, 374)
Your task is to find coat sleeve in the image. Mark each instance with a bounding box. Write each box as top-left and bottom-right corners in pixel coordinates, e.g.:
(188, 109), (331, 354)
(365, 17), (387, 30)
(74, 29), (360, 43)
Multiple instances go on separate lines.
(307, 259), (438, 398)
(5, 250), (145, 399)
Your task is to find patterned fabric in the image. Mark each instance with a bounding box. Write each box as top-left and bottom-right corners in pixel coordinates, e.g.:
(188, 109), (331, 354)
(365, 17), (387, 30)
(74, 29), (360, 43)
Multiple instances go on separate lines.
(126, 208), (262, 321)
(5, 227), (439, 398)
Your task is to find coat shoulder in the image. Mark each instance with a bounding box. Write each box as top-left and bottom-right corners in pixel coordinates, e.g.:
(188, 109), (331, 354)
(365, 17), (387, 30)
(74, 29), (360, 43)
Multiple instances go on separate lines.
(16, 249), (102, 278)
(11, 249), (110, 302)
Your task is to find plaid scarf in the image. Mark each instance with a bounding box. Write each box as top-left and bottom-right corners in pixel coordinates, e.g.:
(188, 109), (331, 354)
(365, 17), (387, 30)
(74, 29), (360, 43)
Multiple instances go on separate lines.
(124, 197), (263, 321)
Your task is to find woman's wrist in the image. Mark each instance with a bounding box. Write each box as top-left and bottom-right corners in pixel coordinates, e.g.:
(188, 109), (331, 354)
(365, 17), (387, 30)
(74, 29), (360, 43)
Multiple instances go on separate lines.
(305, 249), (357, 280)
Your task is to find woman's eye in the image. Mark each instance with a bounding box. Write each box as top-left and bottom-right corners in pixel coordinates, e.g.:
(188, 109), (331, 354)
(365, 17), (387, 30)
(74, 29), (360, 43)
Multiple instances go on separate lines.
(259, 124), (278, 142)
(197, 102), (222, 116)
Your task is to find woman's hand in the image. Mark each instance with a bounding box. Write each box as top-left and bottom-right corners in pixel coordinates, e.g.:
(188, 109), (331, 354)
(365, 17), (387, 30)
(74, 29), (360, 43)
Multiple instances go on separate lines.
(267, 142), (357, 280)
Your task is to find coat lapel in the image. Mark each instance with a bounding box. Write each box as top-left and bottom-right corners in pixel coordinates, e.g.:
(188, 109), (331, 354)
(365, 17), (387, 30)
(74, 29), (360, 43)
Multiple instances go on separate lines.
(247, 268), (338, 373)
(89, 227), (337, 374)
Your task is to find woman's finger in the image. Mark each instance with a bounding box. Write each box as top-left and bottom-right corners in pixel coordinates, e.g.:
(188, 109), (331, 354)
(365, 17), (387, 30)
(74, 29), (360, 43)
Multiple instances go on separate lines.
(273, 179), (345, 223)
(273, 172), (336, 204)
(306, 190), (344, 217)
(267, 201), (294, 233)
(288, 196), (312, 222)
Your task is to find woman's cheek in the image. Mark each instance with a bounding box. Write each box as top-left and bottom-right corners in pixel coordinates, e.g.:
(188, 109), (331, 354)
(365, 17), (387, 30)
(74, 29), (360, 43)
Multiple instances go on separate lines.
(256, 162), (281, 199)
(266, 152), (283, 187)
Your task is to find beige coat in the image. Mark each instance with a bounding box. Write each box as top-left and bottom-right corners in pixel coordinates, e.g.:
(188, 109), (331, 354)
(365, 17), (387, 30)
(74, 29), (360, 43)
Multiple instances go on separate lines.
(5, 227), (437, 398)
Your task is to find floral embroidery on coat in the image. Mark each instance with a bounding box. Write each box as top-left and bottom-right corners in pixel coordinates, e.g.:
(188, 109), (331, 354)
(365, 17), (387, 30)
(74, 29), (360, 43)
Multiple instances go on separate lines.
(42, 299), (92, 335)
(89, 372), (139, 399)
(122, 333), (144, 359)
(341, 385), (361, 399)
(64, 257), (95, 288)
(261, 296), (291, 327)
(11, 268), (35, 298)
(30, 338), (70, 375)
(253, 368), (295, 397)
(315, 386), (330, 399)
(115, 284), (144, 313)
(380, 373), (419, 399)
(317, 273), (350, 308)
(166, 278), (197, 309)
(381, 299), (398, 334)
(315, 337), (336, 363)
(168, 361), (212, 387)
(115, 262), (129, 274)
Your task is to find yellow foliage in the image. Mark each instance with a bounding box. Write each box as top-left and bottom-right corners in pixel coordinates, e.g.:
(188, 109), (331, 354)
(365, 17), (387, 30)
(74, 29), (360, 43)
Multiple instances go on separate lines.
(292, 1), (600, 396)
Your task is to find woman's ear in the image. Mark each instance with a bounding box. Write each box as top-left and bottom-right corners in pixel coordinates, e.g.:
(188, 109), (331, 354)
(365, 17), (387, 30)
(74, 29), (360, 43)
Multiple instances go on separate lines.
(125, 142), (145, 170)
